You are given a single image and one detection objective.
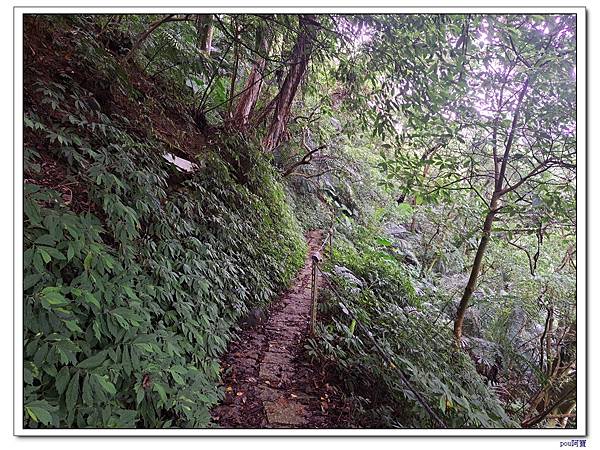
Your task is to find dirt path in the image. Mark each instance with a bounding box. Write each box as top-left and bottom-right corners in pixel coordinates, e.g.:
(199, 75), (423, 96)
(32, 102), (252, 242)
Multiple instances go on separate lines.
(213, 230), (340, 428)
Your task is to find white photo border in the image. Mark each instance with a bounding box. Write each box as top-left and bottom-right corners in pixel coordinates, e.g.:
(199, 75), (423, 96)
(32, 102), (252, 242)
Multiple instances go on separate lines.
(13, 4), (587, 437)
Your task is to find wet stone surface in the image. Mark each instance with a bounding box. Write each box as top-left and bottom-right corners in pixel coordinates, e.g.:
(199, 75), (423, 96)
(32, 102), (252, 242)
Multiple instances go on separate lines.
(213, 230), (342, 429)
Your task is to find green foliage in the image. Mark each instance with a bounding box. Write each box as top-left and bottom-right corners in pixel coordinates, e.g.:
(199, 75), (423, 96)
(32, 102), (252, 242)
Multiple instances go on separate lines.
(332, 224), (419, 307)
(307, 225), (516, 428)
(285, 185), (332, 232)
(333, 15), (469, 144)
(23, 12), (577, 430)
(23, 77), (305, 428)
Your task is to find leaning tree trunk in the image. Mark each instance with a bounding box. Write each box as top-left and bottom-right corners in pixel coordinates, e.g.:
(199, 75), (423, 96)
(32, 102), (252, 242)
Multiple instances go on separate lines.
(263, 15), (317, 151)
(453, 77), (529, 345)
(522, 376), (576, 428)
(233, 17), (272, 127)
(453, 196), (498, 343)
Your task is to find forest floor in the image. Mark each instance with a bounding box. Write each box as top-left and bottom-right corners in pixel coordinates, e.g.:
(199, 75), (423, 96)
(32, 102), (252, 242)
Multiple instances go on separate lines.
(212, 230), (349, 428)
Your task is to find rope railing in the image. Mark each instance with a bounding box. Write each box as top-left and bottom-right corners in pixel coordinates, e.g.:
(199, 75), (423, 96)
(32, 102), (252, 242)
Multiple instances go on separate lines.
(307, 226), (448, 429)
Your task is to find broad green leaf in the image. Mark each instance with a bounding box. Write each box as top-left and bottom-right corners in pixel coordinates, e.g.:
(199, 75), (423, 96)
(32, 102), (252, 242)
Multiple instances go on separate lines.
(95, 374), (117, 395)
(153, 382), (167, 404)
(77, 350), (107, 370)
(55, 366), (71, 396)
(65, 371), (80, 411)
(39, 248), (51, 264)
(25, 404), (53, 426)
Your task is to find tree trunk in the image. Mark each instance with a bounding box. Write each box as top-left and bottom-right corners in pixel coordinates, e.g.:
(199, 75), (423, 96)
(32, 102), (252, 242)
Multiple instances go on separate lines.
(453, 196), (498, 343)
(546, 307), (555, 373)
(195, 14), (213, 55)
(540, 306), (552, 370)
(522, 378), (576, 428)
(453, 78), (529, 345)
(553, 401), (576, 428)
(263, 15), (317, 151)
(233, 18), (272, 127)
(228, 19), (240, 118)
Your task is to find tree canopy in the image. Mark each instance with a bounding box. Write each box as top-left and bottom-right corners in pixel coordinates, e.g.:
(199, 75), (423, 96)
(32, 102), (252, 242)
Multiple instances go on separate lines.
(21, 12), (578, 431)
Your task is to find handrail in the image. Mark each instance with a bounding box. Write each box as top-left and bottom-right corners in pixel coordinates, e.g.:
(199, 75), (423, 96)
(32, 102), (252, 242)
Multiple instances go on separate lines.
(316, 226), (334, 256)
(305, 221), (447, 427)
(309, 227), (333, 336)
(313, 265), (448, 429)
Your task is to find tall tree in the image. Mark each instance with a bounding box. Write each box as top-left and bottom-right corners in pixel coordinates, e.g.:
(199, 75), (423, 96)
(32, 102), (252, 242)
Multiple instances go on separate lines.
(232, 15), (273, 127)
(453, 75), (530, 342)
(451, 16), (576, 343)
(263, 15), (318, 151)
(343, 15), (576, 344)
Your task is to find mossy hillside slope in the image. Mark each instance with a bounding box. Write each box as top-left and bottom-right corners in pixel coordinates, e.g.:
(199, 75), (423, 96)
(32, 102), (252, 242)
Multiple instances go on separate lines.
(23, 27), (306, 428)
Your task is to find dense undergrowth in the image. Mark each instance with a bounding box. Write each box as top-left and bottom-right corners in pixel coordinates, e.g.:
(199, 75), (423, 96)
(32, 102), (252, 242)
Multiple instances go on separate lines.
(23, 19), (305, 427)
(21, 13), (576, 430)
(306, 221), (516, 428)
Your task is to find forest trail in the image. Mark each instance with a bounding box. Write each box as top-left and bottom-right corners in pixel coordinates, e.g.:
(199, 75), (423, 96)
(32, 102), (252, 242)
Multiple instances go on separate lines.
(213, 230), (338, 428)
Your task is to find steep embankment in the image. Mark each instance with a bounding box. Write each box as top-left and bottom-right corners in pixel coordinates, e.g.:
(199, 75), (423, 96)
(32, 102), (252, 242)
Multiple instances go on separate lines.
(23, 16), (306, 428)
(303, 225), (516, 428)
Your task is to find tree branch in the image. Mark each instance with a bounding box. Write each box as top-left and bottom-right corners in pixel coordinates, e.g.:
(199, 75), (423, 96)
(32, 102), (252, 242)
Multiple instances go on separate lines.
(124, 15), (186, 62)
(496, 77), (529, 193)
(506, 239), (535, 276)
(497, 159), (555, 196)
(282, 134), (327, 177)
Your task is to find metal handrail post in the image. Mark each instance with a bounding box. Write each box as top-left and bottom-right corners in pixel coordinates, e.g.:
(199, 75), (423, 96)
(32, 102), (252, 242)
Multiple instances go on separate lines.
(310, 258), (317, 335)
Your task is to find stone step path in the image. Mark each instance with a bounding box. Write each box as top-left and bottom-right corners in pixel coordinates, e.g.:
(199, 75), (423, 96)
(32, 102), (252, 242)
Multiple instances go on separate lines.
(213, 230), (332, 428)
